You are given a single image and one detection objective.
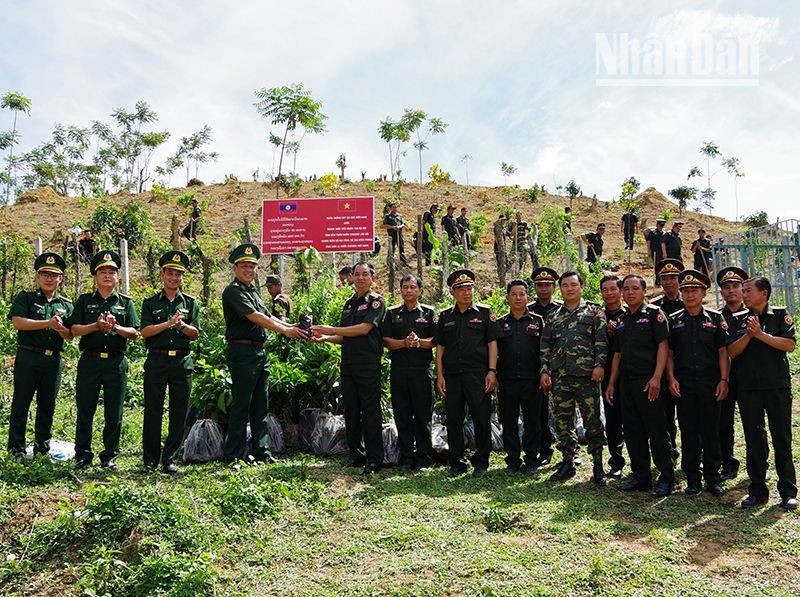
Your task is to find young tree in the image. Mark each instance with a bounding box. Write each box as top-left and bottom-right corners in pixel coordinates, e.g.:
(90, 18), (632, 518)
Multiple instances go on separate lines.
(668, 186), (696, 216)
(722, 157), (745, 221)
(499, 161), (516, 185)
(1, 91), (32, 204)
(565, 180), (581, 209)
(622, 176), (641, 192)
(173, 126), (219, 183)
(460, 154), (472, 185)
(285, 139), (300, 175)
(619, 179), (640, 212)
(378, 117), (410, 182)
(21, 124), (92, 196)
(268, 132), (283, 179)
(137, 131), (170, 192)
(110, 100), (161, 191)
(336, 153), (347, 181)
(254, 83), (327, 198)
(402, 109), (447, 183)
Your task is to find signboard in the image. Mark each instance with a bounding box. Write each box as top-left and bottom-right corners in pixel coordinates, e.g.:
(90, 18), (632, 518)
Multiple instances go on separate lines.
(260, 196), (375, 254)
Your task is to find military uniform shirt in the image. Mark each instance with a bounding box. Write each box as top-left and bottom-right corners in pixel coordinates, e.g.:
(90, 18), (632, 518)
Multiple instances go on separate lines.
(584, 232), (604, 262)
(603, 305), (626, 377)
(651, 294), (684, 316)
(222, 279), (269, 342)
(271, 293), (293, 320)
(380, 303), (436, 369)
(528, 299), (561, 322)
(668, 308), (731, 382)
(422, 211), (437, 234)
(456, 216), (470, 235)
(509, 221), (530, 246)
(383, 213), (404, 241)
(732, 305), (795, 390)
(496, 310), (544, 379)
(340, 291), (386, 372)
(611, 303), (670, 380)
(140, 290), (200, 350)
(434, 304), (503, 374)
(8, 289), (73, 351)
(442, 214), (459, 240)
(621, 213), (638, 234)
(68, 290), (139, 352)
(662, 231), (682, 260)
(540, 300), (608, 376)
(647, 228), (664, 257)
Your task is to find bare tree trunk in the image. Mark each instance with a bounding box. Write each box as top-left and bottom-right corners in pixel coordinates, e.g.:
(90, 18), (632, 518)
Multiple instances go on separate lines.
(171, 214), (181, 249)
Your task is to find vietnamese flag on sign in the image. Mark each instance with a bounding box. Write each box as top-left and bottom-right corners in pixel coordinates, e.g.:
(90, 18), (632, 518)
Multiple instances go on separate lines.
(338, 200), (354, 212)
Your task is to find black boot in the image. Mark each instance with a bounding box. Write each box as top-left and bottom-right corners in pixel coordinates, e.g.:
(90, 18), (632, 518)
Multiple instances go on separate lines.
(592, 449), (607, 487)
(549, 458), (576, 482)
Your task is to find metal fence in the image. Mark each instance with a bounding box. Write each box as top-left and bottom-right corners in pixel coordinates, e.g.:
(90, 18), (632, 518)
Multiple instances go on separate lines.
(710, 219), (800, 312)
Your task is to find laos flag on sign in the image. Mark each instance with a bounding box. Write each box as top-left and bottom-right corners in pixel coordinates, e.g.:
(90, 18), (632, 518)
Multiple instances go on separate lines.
(279, 202), (297, 212)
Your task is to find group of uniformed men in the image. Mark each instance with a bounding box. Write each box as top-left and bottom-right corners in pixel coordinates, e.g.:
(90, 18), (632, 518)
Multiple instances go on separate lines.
(6, 245), (798, 510)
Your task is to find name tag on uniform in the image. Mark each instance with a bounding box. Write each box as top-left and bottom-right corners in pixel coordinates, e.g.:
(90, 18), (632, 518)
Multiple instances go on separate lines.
(468, 318), (483, 324)
(357, 304), (368, 311)
(444, 321), (456, 327)
(702, 322), (717, 329)
(526, 323), (540, 331)
(415, 317), (428, 323)
(673, 322), (685, 329)
(636, 318), (649, 324)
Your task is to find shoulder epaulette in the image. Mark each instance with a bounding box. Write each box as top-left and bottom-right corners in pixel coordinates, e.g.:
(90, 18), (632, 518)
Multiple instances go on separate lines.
(705, 308), (721, 316)
(182, 293), (196, 301)
(420, 303), (436, 313)
(119, 293), (132, 300)
(669, 308), (685, 319)
(733, 309), (750, 318)
(584, 300), (601, 308)
(499, 311), (511, 321)
(368, 291), (383, 300)
(645, 304), (662, 312)
(772, 306), (787, 313)
(387, 304), (402, 313)
(475, 303), (491, 310)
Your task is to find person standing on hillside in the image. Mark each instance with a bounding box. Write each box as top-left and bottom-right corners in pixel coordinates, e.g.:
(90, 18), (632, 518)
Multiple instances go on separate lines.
(690, 229), (712, 276)
(182, 198), (201, 241)
(434, 269), (503, 478)
(621, 210), (638, 251)
(312, 262), (386, 475)
(496, 279), (545, 475)
(140, 251), (200, 475)
(264, 275), (293, 322)
(600, 274), (626, 479)
(7, 253), (73, 460)
(662, 221), (684, 262)
(69, 251), (139, 471)
(221, 244), (306, 465)
(506, 212), (531, 273)
(442, 204), (461, 246)
(645, 218), (666, 279)
(728, 276), (798, 510)
(380, 274), (436, 471)
(421, 204), (439, 265)
(382, 201), (410, 267)
(581, 223), (606, 266)
(540, 272), (608, 486)
(456, 207), (470, 242)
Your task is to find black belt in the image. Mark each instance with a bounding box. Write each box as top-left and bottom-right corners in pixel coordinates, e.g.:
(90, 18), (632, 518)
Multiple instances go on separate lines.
(228, 339), (264, 346)
(149, 348), (190, 357)
(19, 344), (60, 357)
(83, 350), (125, 359)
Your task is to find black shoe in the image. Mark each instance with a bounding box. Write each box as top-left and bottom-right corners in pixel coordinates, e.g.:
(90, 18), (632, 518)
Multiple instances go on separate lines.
(472, 467), (488, 478)
(142, 463), (157, 474)
(651, 480), (673, 498)
(618, 479), (652, 492)
(521, 463), (539, 475)
(538, 453), (553, 467)
(549, 461), (576, 482)
(74, 458), (92, 470)
(706, 483), (725, 497)
(505, 464), (520, 475)
(445, 466), (468, 478)
(162, 463), (179, 475)
(780, 496), (798, 511)
(684, 484), (702, 496)
(741, 494), (768, 509)
(342, 456), (366, 468)
(362, 464), (382, 476)
(720, 466), (739, 481)
(608, 469), (623, 480)
(100, 458), (117, 471)
(254, 454), (280, 465)
(592, 463), (607, 487)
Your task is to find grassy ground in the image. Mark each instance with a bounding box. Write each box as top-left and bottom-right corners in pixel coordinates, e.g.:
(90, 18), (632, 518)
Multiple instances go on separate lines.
(1, 366), (799, 595)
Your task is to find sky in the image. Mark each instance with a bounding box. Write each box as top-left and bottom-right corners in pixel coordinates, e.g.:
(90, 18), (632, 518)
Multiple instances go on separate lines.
(2, 1), (799, 223)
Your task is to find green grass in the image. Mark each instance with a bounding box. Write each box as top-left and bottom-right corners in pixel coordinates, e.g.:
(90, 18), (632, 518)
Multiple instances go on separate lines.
(1, 368), (799, 595)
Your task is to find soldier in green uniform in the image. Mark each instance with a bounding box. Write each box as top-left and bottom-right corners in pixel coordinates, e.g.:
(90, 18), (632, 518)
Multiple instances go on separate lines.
(312, 262), (386, 474)
(600, 275), (626, 479)
(434, 269), (504, 478)
(382, 201), (410, 266)
(69, 251), (139, 470)
(665, 270), (731, 496)
(507, 212), (531, 272)
(528, 267), (561, 466)
(716, 266), (749, 480)
(380, 274), (436, 470)
(651, 258), (684, 465)
(540, 271), (608, 485)
(7, 252), (73, 458)
(728, 276), (798, 510)
(606, 275), (674, 498)
(264, 275), (293, 322)
(140, 251), (200, 474)
(222, 244), (305, 464)
(496, 279), (545, 475)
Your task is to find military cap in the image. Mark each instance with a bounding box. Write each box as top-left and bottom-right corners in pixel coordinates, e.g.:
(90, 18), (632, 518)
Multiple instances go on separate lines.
(679, 269), (710, 289)
(655, 217), (666, 224)
(674, 220), (685, 226)
(716, 266), (748, 286)
(447, 204), (456, 210)
(264, 275), (281, 285)
(448, 268), (475, 289)
(90, 250), (121, 274)
(228, 243), (260, 264)
(430, 203), (440, 210)
(159, 250), (190, 271)
(532, 267), (559, 284)
(597, 223), (606, 229)
(388, 201), (399, 207)
(34, 252), (66, 274)
(655, 258), (684, 277)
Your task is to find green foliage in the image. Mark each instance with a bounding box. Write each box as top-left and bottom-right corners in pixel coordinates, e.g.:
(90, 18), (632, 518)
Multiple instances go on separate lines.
(88, 201), (154, 254)
(312, 172), (339, 195)
(523, 184), (541, 203)
(176, 191), (196, 208)
(364, 180), (376, 193)
(668, 186), (696, 216)
(427, 163), (451, 188)
(659, 208), (673, 222)
(480, 502), (520, 533)
(499, 161), (516, 183)
(743, 211), (769, 228)
(565, 180), (581, 208)
(279, 173), (302, 197)
(467, 212), (490, 248)
(149, 183), (171, 203)
(619, 180), (640, 213)
(0, 230), (34, 300)
(0, 454), (75, 487)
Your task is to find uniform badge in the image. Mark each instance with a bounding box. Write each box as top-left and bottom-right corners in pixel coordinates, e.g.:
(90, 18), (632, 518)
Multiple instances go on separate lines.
(432, 315), (439, 324)
(785, 314), (793, 325)
(656, 313), (665, 322)
(46, 255), (55, 264)
(720, 319), (729, 331)
(489, 313), (497, 322)
(103, 253), (111, 261)
(371, 300), (381, 309)
(244, 246), (253, 255)
(173, 253), (181, 262)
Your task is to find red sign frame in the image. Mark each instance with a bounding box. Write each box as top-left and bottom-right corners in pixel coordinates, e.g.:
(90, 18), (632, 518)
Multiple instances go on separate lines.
(260, 196), (375, 254)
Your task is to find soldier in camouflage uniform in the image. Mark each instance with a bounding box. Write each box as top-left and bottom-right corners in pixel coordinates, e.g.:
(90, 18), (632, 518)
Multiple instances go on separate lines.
(540, 271), (609, 485)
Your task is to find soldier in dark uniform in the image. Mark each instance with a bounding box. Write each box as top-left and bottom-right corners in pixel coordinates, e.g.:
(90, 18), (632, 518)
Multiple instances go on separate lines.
(600, 275), (626, 479)
(645, 218), (666, 279)
(496, 279), (545, 475)
(264, 275), (293, 322)
(222, 244), (305, 464)
(382, 202), (410, 266)
(421, 204), (439, 265)
(651, 258), (684, 464)
(716, 266), (749, 480)
(338, 266), (354, 286)
(580, 223), (606, 265)
(528, 267), (561, 466)
(380, 274), (436, 470)
(7, 252), (73, 459)
(434, 269), (503, 478)
(728, 276), (798, 510)
(606, 275), (674, 498)
(441, 204), (461, 246)
(456, 207), (470, 240)
(312, 262), (386, 474)
(140, 251), (200, 474)
(620, 210), (638, 251)
(182, 198), (201, 240)
(69, 251), (139, 470)
(540, 272), (608, 485)
(665, 270), (731, 496)
(661, 221), (684, 262)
